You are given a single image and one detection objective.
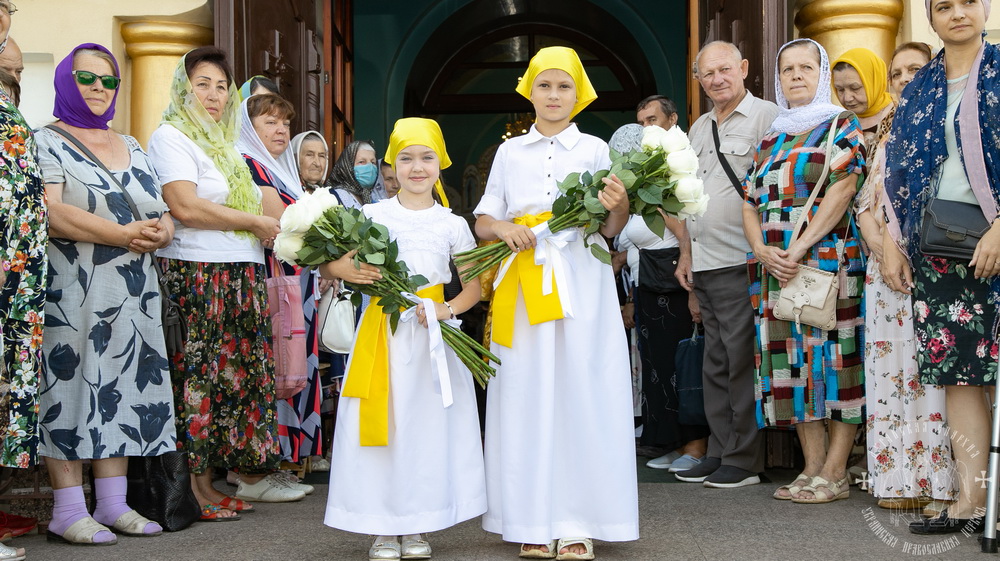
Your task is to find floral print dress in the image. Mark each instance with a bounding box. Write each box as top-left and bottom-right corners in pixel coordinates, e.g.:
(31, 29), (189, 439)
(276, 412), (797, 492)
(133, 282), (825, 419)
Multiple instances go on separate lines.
(35, 128), (176, 460)
(858, 127), (957, 500)
(0, 92), (46, 468)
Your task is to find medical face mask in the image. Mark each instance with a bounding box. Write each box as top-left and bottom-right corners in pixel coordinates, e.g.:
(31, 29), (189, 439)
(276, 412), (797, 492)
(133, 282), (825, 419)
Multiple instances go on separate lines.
(354, 163), (378, 187)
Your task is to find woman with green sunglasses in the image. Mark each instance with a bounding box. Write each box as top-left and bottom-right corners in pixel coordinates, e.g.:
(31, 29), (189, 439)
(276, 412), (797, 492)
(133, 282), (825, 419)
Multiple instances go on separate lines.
(35, 43), (176, 546)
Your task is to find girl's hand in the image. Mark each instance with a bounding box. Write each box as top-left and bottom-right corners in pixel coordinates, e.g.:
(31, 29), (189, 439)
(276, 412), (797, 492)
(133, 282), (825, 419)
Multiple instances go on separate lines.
(492, 220), (536, 253)
(879, 235), (913, 294)
(414, 301), (450, 327)
(599, 174), (629, 216)
(970, 222), (1000, 279)
(318, 250), (382, 284)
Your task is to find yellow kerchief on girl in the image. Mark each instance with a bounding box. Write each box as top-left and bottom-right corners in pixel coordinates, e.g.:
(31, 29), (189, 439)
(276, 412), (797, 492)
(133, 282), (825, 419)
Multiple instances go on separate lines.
(385, 117), (451, 207)
(831, 47), (894, 119)
(515, 46), (598, 119)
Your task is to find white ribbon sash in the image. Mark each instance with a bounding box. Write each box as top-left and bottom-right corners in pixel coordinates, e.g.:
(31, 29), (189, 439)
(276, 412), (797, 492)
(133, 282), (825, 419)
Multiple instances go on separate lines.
(399, 292), (457, 409)
(492, 222), (577, 319)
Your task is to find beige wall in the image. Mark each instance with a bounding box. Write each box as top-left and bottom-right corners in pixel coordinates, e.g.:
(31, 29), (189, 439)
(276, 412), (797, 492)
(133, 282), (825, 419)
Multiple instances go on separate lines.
(13, 0), (211, 132)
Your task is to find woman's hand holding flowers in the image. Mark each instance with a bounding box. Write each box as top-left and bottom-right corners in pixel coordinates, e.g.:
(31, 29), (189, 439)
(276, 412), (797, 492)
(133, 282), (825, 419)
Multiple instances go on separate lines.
(319, 249), (382, 284)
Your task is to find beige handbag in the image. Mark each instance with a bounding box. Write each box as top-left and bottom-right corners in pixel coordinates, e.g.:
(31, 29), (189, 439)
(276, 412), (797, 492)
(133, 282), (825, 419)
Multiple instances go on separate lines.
(772, 114), (842, 333)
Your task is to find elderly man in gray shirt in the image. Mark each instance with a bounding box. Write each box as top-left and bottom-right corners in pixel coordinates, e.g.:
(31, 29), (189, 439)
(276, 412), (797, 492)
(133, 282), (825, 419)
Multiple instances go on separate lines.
(671, 41), (779, 488)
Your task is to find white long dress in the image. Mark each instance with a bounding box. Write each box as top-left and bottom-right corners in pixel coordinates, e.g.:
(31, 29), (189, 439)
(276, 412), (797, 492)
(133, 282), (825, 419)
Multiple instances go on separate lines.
(324, 197), (487, 535)
(475, 124), (639, 544)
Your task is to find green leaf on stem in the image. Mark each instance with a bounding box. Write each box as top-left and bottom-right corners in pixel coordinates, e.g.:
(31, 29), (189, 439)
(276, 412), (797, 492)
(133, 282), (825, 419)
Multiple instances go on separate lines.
(590, 244), (612, 265)
(642, 212), (666, 239)
(637, 185), (663, 205)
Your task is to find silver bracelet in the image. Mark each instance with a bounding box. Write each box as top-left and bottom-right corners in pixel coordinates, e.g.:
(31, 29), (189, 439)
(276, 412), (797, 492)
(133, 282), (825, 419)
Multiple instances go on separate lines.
(444, 302), (455, 319)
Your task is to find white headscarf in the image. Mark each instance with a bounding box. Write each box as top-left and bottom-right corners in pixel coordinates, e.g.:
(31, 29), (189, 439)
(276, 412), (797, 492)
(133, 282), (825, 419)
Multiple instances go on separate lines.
(235, 97), (303, 199)
(769, 38), (842, 135)
(290, 131), (329, 189)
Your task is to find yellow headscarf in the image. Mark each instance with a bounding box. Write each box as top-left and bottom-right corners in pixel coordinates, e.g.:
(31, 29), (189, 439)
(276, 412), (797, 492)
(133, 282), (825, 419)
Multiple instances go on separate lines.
(515, 46), (598, 120)
(831, 47), (894, 119)
(385, 117), (451, 207)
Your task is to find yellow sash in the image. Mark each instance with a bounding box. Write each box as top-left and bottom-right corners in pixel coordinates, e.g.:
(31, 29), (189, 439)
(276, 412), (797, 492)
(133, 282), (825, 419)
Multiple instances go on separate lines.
(491, 212), (565, 348)
(341, 284), (444, 446)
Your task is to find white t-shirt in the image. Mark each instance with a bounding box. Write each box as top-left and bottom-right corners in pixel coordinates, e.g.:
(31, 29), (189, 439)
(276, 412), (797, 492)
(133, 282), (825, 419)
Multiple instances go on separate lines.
(616, 214), (679, 287)
(147, 123), (263, 264)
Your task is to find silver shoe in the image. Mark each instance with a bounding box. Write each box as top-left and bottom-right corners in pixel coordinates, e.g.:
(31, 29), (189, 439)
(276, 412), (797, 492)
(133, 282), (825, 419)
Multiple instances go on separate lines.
(369, 536), (401, 560)
(401, 535), (432, 559)
(266, 470), (315, 495)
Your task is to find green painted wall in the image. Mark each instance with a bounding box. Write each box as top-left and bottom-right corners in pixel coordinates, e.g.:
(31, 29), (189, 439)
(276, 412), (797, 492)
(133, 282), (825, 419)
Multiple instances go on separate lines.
(352, 0), (689, 211)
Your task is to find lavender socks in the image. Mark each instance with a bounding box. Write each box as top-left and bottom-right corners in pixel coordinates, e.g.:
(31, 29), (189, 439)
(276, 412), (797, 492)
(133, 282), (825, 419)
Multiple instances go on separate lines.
(92, 475), (161, 535)
(49, 485), (115, 543)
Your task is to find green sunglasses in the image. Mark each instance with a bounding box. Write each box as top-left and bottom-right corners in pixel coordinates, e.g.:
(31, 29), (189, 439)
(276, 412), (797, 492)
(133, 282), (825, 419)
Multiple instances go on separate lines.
(73, 70), (121, 90)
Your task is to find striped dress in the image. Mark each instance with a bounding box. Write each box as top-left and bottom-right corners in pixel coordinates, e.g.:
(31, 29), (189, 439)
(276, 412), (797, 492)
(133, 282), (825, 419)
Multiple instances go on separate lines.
(245, 156), (323, 462)
(744, 114), (867, 427)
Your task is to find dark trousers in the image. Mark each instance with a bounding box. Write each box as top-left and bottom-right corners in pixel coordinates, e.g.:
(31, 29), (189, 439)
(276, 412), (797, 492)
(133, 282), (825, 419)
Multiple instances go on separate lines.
(693, 264), (763, 473)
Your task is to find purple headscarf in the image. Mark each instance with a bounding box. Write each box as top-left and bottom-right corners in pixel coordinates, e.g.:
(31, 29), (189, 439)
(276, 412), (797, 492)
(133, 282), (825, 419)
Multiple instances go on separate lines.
(53, 43), (119, 130)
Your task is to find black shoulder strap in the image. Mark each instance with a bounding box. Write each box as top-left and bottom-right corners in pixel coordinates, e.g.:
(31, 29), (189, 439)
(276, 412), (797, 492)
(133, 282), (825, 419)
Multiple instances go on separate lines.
(711, 120), (747, 200)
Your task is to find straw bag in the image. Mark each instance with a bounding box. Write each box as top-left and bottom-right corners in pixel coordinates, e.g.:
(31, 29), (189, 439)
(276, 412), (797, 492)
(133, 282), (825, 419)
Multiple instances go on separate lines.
(772, 114), (842, 333)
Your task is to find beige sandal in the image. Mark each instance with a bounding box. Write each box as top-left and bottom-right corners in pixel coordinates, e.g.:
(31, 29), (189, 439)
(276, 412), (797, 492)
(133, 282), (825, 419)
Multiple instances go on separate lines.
(111, 510), (161, 537)
(773, 472), (812, 500)
(519, 541), (558, 559)
(556, 537), (594, 560)
(45, 516), (117, 546)
(792, 475), (850, 504)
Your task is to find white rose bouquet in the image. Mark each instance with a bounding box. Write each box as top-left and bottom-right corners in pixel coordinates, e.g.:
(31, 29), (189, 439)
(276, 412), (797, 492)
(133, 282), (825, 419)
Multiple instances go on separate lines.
(455, 125), (708, 281)
(272, 192), (499, 387)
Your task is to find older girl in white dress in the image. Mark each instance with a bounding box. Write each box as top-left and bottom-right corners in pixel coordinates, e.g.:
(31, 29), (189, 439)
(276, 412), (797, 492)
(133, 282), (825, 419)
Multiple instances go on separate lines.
(322, 118), (486, 561)
(473, 46), (639, 560)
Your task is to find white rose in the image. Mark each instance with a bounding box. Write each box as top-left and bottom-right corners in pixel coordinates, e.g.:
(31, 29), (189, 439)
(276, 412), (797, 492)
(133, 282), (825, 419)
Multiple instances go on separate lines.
(640, 126), (668, 152)
(673, 176), (705, 203)
(666, 147), (699, 176)
(310, 187), (342, 212)
(660, 125), (691, 153)
(679, 193), (710, 218)
(280, 199), (324, 233)
(274, 232), (306, 264)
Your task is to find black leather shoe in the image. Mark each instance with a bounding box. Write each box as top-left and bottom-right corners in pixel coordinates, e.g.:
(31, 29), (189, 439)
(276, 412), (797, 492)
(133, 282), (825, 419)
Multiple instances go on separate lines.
(909, 511), (985, 535)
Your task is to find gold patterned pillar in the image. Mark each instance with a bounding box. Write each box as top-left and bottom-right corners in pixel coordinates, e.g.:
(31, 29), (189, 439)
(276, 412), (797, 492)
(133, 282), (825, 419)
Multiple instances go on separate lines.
(122, 22), (213, 147)
(795, 0), (905, 65)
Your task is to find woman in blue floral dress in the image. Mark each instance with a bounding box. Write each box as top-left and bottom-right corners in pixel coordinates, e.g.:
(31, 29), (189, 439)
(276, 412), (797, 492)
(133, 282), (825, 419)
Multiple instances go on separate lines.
(881, 0), (1000, 535)
(37, 43), (175, 546)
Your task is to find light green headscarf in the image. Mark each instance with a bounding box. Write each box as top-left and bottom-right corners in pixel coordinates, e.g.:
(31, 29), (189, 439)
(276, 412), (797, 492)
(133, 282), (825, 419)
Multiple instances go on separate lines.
(161, 51), (261, 234)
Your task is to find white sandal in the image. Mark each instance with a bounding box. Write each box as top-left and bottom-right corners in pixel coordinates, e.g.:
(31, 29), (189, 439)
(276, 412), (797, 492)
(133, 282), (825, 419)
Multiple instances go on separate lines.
(401, 534), (432, 559)
(369, 536), (401, 560)
(111, 510), (161, 537)
(519, 540), (558, 559)
(0, 543), (24, 561)
(556, 537), (595, 560)
(45, 516), (117, 546)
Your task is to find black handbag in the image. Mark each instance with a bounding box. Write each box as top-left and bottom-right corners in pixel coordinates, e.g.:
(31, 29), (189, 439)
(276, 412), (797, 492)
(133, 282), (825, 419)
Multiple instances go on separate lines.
(919, 198), (990, 260)
(676, 325), (707, 426)
(638, 247), (682, 293)
(44, 125), (187, 356)
(125, 451), (201, 531)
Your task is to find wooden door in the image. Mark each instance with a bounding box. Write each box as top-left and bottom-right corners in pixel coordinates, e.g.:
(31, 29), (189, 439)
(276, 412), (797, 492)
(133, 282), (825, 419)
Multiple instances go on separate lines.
(696, 0), (788, 109)
(215, 0), (324, 135)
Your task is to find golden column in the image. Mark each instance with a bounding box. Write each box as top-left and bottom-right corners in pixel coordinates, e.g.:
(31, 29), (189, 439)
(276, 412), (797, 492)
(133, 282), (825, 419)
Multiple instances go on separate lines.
(122, 22), (213, 147)
(795, 0), (905, 65)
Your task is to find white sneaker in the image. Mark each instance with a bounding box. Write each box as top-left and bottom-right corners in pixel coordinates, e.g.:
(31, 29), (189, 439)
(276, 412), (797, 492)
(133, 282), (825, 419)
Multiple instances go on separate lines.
(235, 476), (306, 502)
(645, 451), (682, 469)
(266, 470), (315, 495)
(311, 456), (331, 472)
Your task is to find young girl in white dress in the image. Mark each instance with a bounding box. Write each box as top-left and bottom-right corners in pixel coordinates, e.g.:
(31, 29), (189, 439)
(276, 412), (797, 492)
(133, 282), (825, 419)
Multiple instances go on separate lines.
(321, 118), (486, 561)
(473, 46), (639, 560)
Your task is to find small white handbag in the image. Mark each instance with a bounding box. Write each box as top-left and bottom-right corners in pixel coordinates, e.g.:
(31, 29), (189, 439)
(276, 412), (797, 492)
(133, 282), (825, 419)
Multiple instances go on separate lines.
(317, 287), (357, 354)
(771, 113), (842, 333)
